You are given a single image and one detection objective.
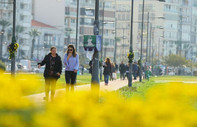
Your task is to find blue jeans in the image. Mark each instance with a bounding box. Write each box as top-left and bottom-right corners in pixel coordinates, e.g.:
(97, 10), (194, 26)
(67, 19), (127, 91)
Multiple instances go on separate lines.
(104, 74), (109, 84)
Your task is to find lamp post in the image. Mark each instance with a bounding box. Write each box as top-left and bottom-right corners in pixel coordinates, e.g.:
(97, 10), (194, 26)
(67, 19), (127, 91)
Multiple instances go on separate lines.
(100, 2), (105, 81)
(11, 0), (16, 76)
(146, 12), (149, 64)
(75, 0), (79, 52)
(128, 0), (134, 87)
(139, 0), (145, 82)
(0, 30), (4, 60)
(91, 0), (100, 86)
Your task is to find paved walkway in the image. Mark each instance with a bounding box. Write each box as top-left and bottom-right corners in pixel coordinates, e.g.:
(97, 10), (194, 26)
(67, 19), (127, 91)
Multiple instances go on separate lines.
(26, 79), (138, 103)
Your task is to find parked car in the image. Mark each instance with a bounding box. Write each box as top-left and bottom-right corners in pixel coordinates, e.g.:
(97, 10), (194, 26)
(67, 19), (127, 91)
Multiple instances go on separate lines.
(34, 66), (45, 73)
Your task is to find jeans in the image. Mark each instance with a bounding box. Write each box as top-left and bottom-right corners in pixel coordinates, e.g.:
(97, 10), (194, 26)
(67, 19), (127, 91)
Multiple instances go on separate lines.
(104, 74), (109, 84)
(65, 71), (77, 92)
(120, 73), (125, 80)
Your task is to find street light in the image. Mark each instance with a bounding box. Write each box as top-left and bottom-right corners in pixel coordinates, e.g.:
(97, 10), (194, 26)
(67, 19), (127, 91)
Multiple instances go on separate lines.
(91, 0), (100, 86)
(128, 0), (134, 87)
(75, 0), (79, 52)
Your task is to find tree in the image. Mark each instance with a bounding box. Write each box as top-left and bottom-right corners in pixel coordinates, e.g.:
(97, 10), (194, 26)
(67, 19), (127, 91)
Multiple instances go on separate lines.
(164, 54), (187, 67)
(0, 20), (10, 60)
(29, 29), (40, 60)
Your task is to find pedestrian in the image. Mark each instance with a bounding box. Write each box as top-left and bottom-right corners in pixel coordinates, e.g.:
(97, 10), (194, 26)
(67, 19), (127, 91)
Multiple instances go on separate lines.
(38, 46), (62, 101)
(133, 62), (138, 80)
(89, 60), (92, 75)
(125, 62), (130, 80)
(119, 61), (126, 80)
(114, 62), (118, 72)
(81, 64), (84, 75)
(110, 63), (116, 81)
(64, 44), (79, 92)
(145, 66), (152, 80)
(103, 57), (111, 85)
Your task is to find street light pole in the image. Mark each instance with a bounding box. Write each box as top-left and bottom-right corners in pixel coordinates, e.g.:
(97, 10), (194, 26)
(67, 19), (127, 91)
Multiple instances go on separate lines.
(91, 0), (100, 86)
(100, 2), (105, 81)
(128, 0), (134, 87)
(146, 12), (149, 63)
(11, 0), (16, 76)
(140, 0), (145, 82)
(75, 0), (79, 52)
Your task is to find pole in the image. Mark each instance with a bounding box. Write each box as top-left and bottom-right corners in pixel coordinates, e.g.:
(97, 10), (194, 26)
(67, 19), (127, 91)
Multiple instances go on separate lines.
(75, 0), (79, 52)
(149, 23), (152, 63)
(140, 0), (145, 82)
(114, 18), (117, 63)
(11, 0), (16, 76)
(114, 0), (117, 63)
(91, 0), (100, 86)
(100, 2), (105, 81)
(0, 30), (4, 60)
(146, 12), (149, 63)
(128, 0), (134, 87)
(123, 28), (125, 61)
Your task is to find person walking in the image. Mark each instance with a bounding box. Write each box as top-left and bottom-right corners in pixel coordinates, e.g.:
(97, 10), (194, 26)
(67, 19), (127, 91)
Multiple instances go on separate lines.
(119, 61), (126, 80)
(103, 58), (111, 85)
(133, 62), (138, 80)
(110, 63), (116, 81)
(125, 62), (130, 80)
(38, 46), (62, 101)
(64, 45), (79, 92)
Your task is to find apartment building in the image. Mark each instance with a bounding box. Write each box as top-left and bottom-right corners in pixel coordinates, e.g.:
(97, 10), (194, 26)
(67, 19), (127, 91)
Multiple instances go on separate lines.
(0, 0), (32, 60)
(65, 0), (116, 61)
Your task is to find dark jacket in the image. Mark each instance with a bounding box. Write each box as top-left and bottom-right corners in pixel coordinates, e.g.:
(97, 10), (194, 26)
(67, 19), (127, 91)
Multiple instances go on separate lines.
(119, 64), (126, 73)
(103, 62), (111, 75)
(133, 64), (138, 72)
(38, 53), (62, 79)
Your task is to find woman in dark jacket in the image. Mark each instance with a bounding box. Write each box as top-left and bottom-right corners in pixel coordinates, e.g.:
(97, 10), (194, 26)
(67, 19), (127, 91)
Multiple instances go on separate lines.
(103, 57), (111, 85)
(38, 46), (62, 101)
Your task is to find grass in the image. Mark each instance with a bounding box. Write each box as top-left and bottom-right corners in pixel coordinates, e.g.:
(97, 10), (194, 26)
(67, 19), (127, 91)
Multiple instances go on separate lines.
(117, 75), (197, 98)
(24, 73), (92, 95)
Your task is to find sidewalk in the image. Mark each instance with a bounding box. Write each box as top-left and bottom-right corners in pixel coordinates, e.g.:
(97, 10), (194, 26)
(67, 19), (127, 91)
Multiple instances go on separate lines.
(26, 78), (138, 103)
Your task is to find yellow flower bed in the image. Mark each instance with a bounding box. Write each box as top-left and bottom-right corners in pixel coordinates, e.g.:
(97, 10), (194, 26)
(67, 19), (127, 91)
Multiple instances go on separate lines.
(1, 71), (197, 127)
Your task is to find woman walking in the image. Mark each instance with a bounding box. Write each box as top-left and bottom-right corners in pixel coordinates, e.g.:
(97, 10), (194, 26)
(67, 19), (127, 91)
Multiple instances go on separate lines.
(64, 45), (79, 92)
(38, 46), (62, 101)
(103, 58), (111, 85)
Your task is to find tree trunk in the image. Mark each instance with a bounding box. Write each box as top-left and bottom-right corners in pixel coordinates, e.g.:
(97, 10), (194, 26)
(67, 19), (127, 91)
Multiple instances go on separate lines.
(31, 38), (35, 60)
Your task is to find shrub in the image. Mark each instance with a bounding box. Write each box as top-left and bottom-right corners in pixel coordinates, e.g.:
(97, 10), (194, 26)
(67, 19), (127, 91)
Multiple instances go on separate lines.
(0, 60), (6, 71)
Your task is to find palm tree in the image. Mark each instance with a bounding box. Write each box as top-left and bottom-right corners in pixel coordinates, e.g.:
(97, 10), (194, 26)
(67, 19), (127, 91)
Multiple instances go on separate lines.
(0, 20), (10, 60)
(16, 25), (24, 59)
(29, 29), (40, 60)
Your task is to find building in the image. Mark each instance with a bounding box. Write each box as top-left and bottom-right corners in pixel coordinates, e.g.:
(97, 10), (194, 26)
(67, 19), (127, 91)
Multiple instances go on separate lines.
(0, 0), (32, 60)
(31, 20), (64, 61)
(65, 0), (116, 61)
(115, 0), (131, 63)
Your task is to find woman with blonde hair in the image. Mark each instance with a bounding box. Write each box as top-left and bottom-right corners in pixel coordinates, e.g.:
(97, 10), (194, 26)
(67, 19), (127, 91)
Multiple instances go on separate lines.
(38, 46), (62, 101)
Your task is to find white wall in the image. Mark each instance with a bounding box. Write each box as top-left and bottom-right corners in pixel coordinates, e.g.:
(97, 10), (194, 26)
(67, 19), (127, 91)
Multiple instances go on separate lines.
(33, 0), (64, 29)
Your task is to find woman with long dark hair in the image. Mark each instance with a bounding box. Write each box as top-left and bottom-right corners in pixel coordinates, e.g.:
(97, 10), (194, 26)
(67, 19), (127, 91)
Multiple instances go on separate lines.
(38, 46), (62, 101)
(64, 44), (79, 92)
(103, 57), (111, 85)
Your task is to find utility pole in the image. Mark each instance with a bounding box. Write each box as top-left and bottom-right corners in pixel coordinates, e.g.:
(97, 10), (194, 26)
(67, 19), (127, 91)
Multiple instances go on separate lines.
(91, 0), (100, 86)
(11, 0), (16, 76)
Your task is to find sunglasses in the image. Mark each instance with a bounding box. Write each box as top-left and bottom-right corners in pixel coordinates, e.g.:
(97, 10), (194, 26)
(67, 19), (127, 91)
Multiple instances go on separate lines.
(68, 49), (73, 51)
